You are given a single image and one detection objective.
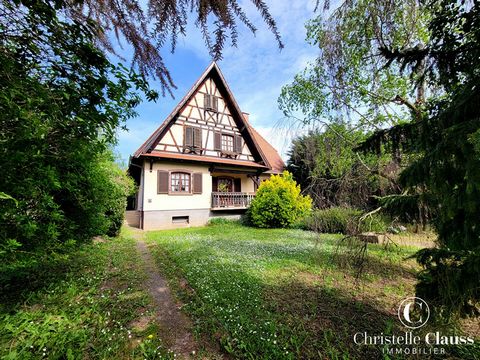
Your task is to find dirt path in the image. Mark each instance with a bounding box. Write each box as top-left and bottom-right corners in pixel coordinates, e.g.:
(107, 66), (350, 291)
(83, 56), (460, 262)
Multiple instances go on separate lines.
(129, 227), (197, 358)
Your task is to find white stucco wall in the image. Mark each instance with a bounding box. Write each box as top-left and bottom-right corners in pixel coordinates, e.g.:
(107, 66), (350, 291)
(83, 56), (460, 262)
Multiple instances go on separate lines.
(142, 161), (212, 211)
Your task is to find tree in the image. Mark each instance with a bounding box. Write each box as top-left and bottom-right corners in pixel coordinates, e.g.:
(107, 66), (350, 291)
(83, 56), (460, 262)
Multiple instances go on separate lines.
(64, 0), (284, 95)
(280, 0), (480, 316)
(0, 0), (150, 258)
(360, 0), (480, 317)
(278, 0), (430, 130)
(248, 171), (312, 228)
(287, 123), (397, 210)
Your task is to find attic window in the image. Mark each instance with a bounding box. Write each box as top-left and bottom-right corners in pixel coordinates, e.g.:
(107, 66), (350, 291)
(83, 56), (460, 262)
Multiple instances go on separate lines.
(221, 134), (234, 152)
(204, 94), (218, 112)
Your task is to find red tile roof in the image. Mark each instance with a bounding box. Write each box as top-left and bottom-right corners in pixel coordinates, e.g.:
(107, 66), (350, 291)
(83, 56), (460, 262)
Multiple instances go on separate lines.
(248, 126), (285, 174)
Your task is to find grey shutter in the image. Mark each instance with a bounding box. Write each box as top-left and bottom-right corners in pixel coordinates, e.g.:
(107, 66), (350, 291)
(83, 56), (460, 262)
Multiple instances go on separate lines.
(214, 132), (221, 151)
(204, 94), (211, 109)
(193, 173), (202, 194)
(194, 127), (202, 148)
(234, 135), (242, 154)
(184, 126), (193, 147)
(157, 170), (169, 194)
(212, 96), (218, 111)
(234, 178), (241, 192)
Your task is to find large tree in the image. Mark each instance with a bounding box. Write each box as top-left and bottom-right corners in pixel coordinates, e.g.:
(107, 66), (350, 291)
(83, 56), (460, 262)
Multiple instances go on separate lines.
(361, 0), (480, 317)
(0, 0), (144, 258)
(287, 123), (398, 210)
(281, 0), (480, 317)
(279, 0), (430, 130)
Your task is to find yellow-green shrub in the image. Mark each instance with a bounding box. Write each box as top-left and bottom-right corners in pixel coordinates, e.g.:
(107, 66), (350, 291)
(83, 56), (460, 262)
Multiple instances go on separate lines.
(248, 171), (312, 228)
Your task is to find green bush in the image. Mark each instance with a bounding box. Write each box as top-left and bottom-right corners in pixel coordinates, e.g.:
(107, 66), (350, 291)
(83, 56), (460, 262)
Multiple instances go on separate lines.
(248, 171), (312, 228)
(305, 207), (388, 234)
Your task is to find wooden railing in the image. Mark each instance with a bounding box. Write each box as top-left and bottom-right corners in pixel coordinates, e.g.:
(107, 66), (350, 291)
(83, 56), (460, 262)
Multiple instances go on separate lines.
(211, 192), (255, 209)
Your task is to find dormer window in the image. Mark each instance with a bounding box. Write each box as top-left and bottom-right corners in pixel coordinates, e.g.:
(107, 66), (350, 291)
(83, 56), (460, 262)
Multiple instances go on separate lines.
(204, 94), (218, 112)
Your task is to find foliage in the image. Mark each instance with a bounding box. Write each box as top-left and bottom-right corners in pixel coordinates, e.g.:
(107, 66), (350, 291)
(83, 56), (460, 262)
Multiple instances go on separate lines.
(64, 0), (283, 94)
(248, 171), (312, 228)
(287, 123), (398, 210)
(0, 231), (174, 359)
(359, 0), (480, 316)
(146, 222), (477, 359)
(304, 207), (388, 234)
(0, 0), (151, 259)
(278, 0), (431, 129)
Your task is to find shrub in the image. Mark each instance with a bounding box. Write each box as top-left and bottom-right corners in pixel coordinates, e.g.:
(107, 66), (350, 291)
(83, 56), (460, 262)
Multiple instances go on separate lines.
(248, 171), (312, 228)
(305, 207), (388, 234)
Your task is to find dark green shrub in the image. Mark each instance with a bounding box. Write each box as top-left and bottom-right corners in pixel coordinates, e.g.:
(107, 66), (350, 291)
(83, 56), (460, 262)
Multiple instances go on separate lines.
(306, 207), (388, 234)
(248, 171), (312, 228)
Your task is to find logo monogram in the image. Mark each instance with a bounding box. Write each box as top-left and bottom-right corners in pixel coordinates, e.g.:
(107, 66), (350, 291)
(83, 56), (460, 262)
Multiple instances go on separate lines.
(398, 297), (430, 329)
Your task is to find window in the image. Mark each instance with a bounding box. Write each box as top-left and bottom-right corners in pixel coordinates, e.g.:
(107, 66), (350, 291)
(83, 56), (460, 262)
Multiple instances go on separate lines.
(204, 94), (218, 112)
(170, 172), (190, 193)
(221, 134), (234, 152)
(172, 216), (189, 224)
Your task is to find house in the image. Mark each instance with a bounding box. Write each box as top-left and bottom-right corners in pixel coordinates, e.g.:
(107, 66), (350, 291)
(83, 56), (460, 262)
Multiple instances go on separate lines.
(126, 62), (285, 230)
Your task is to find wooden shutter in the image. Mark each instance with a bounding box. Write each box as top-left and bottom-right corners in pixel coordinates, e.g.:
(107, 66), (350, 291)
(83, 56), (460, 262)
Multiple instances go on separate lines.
(204, 94), (211, 109)
(212, 177), (218, 191)
(184, 126), (193, 147)
(234, 178), (241, 192)
(212, 96), (218, 111)
(234, 135), (243, 154)
(157, 170), (169, 194)
(193, 173), (202, 194)
(214, 132), (221, 151)
(193, 127), (202, 148)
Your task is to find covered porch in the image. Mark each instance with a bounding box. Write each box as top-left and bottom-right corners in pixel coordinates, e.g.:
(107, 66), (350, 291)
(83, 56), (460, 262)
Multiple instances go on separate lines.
(209, 166), (260, 210)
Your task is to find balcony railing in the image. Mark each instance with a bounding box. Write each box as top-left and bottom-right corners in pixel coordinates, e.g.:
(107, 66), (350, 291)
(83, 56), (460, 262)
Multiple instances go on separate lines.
(211, 192), (255, 210)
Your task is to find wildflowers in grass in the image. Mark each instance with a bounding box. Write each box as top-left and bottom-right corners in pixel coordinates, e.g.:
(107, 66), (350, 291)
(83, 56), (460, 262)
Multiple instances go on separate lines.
(148, 222), (424, 359)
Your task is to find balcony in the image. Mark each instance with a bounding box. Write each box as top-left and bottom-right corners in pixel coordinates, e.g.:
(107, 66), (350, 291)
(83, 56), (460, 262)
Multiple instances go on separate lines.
(211, 192), (255, 210)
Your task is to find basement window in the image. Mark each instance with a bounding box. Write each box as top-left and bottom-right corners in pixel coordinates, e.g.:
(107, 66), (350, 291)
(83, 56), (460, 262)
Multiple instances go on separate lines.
(172, 216), (189, 224)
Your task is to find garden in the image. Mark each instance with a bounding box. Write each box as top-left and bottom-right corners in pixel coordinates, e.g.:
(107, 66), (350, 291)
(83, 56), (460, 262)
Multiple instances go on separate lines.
(145, 220), (478, 359)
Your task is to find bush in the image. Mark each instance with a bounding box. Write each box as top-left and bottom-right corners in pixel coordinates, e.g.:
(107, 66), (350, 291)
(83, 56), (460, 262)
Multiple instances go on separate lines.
(248, 171), (312, 228)
(305, 207), (388, 234)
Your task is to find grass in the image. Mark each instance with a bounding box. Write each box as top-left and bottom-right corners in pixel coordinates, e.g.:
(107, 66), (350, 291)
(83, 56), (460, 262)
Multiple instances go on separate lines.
(146, 221), (478, 359)
(0, 228), (173, 359)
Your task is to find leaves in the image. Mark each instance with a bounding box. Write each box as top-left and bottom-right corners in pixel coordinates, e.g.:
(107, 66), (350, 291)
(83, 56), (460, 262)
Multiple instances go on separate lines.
(248, 171), (312, 228)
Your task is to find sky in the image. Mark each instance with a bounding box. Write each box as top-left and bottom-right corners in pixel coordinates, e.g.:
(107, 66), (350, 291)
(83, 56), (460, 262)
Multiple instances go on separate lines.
(115, 0), (322, 165)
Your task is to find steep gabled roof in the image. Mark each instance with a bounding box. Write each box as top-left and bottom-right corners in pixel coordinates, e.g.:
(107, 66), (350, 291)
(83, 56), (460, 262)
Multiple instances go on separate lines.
(132, 62), (286, 173)
(133, 62), (269, 166)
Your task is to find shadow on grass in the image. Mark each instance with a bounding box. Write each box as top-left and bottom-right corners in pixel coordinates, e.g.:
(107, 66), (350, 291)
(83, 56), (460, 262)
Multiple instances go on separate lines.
(264, 278), (397, 359)
(0, 247), (93, 312)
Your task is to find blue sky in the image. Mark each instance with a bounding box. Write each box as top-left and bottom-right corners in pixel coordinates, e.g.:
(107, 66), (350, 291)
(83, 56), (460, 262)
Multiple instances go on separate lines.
(114, 0), (321, 165)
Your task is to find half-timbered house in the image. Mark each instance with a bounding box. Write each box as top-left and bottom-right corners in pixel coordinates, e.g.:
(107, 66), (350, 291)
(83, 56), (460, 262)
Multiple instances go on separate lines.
(127, 62), (285, 230)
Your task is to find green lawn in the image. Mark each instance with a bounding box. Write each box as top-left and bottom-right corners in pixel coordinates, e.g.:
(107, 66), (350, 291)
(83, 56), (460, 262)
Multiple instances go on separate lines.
(146, 221), (478, 359)
(0, 229), (172, 360)
(1, 223), (477, 359)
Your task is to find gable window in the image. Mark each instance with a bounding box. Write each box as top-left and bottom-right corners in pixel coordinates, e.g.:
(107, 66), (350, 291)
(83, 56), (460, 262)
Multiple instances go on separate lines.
(171, 172), (190, 193)
(221, 134), (234, 152)
(204, 94), (218, 112)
